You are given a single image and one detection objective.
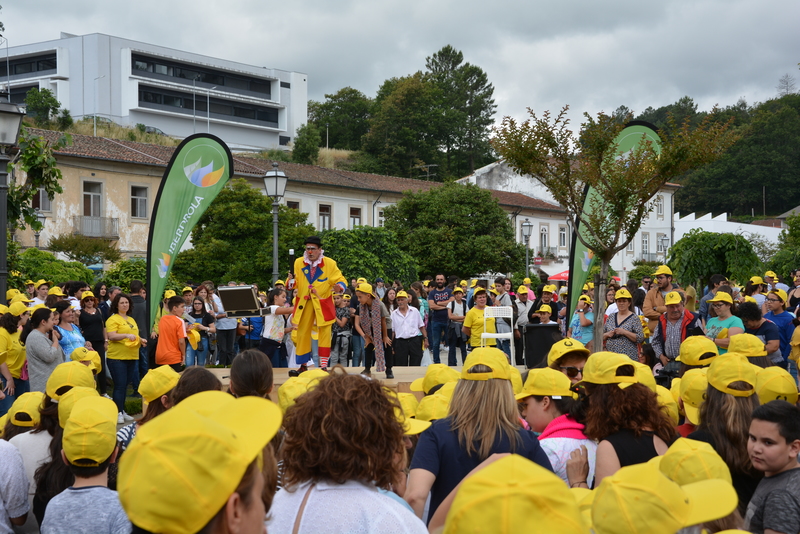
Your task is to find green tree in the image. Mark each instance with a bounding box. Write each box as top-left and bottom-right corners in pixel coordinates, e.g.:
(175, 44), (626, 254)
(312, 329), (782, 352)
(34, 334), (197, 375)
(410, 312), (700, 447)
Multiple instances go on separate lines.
(46, 233), (123, 265)
(101, 258), (181, 295)
(7, 128), (69, 231)
(308, 87), (372, 151)
(16, 248), (95, 283)
(766, 213), (800, 280)
(318, 227), (418, 284)
(383, 182), (525, 278)
(24, 88), (62, 127)
(292, 123), (321, 165)
(171, 178), (315, 288)
(494, 106), (739, 343)
(362, 72), (442, 177)
(635, 96), (704, 134)
(628, 261), (659, 284)
(667, 229), (762, 287)
(675, 95), (800, 216)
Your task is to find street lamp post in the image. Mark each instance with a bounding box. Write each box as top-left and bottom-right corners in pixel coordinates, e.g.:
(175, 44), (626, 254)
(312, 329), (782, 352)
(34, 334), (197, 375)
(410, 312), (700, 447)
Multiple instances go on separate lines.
(263, 162), (288, 286)
(0, 97), (26, 302)
(659, 235), (670, 258)
(34, 208), (46, 248)
(521, 218), (533, 278)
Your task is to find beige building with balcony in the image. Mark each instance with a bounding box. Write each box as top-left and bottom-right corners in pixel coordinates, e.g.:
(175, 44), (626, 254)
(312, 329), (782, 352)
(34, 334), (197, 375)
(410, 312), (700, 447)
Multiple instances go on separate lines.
(14, 129), (565, 273)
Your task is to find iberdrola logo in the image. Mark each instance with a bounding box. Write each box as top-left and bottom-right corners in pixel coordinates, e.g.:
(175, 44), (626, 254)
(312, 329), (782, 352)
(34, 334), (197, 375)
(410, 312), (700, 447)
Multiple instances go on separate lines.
(184, 158), (225, 188)
(158, 253), (171, 279)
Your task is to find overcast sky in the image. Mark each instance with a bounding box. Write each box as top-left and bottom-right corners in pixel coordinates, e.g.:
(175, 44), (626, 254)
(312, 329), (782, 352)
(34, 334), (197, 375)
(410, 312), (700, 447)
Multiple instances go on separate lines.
(3, 0), (798, 126)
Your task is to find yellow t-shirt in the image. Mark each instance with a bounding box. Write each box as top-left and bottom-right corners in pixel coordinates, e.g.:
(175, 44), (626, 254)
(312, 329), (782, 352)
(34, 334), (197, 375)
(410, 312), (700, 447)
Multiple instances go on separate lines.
(0, 328), (26, 379)
(106, 314), (141, 361)
(463, 307), (496, 347)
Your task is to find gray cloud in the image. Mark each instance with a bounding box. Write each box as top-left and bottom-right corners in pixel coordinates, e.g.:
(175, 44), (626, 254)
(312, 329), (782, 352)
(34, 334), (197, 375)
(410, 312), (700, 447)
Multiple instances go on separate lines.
(3, 0), (798, 127)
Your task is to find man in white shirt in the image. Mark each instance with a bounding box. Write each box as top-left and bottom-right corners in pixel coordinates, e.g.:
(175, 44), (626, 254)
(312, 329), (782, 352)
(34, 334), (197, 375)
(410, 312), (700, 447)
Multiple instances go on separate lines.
(391, 291), (428, 366)
(514, 285), (533, 366)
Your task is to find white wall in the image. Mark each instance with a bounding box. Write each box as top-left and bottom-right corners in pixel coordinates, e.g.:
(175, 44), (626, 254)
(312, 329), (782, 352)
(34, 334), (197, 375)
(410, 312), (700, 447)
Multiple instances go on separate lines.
(675, 212), (783, 245)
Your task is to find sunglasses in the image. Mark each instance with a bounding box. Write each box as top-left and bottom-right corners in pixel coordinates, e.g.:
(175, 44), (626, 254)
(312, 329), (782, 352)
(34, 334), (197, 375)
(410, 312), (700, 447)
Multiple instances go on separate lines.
(559, 366), (584, 378)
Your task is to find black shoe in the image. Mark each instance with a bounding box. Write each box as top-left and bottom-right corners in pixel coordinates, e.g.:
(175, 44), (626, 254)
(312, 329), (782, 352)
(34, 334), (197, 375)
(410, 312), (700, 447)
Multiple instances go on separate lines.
(361, 369), (371, 376)
(385, 370), (394, 379)
(288, 369), (300, 377)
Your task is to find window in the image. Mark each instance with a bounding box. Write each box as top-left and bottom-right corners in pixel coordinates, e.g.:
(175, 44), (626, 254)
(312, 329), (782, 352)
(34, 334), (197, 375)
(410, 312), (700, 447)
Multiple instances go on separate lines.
(32, 187), (51, 212)
(627, 239), (635, 253)
(286, 201), (300, 211)
(280, 81), (291, 89)
(83, 182), (102, 217)
(378, 210), (385, 227)
(559, 226), (567, 248)
(318, 205), (331, 231)
(656, 195), (664, 218)
(657, 234), (668, 253)
(279, 136), (291, 146)
(642, 233), (649, 255)
(131, 186), (148, 219)
(540, 226), (548, 251)
(0, 54), (57, 78)
(349, 207), (361, 229)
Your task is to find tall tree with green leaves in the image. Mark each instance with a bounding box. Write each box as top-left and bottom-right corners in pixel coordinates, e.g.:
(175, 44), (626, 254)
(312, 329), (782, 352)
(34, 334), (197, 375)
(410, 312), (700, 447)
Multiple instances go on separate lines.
(308, 87), (372, 151)
(383, 182), (524, 278)
(318, 227), (418, 284)
(667, 229), (762, 288)
(494, 107), (739, 342)
(292, 123), (321, 165)
(171, 178), (315, 288)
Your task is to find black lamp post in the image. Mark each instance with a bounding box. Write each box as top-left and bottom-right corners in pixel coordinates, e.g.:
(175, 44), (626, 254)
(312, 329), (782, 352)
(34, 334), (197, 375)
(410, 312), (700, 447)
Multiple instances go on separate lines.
(263, 162), (287, 286)
(521, 218), (533, 278)
(0, 98), (26, 302)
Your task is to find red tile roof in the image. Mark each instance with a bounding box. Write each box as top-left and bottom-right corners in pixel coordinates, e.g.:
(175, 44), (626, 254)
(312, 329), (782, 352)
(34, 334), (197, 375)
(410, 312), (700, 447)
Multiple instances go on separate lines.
(30, 128), (562, 210)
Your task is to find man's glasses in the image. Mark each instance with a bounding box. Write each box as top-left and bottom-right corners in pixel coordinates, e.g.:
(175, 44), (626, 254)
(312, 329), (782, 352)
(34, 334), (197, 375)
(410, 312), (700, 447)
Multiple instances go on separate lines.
(559, 366), (584, 378)
(711, 303), (727, 308)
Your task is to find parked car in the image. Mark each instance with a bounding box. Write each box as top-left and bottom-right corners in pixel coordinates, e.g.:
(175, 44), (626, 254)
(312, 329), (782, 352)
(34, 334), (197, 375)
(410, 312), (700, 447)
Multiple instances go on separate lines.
(144, 126), (166, 135)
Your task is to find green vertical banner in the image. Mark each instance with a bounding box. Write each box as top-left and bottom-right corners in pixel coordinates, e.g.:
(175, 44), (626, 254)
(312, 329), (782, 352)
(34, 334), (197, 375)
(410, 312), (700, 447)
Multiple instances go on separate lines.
(147, 134), (234, 327)
(566, 121), (660, 319)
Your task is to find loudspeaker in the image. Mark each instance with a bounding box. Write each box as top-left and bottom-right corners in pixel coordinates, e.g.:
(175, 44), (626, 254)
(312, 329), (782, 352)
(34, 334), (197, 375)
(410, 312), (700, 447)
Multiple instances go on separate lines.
(523, 323), (562, 369)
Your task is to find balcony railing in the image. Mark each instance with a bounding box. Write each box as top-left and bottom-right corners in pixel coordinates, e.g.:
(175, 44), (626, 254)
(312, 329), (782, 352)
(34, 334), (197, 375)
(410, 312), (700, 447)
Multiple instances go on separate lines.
(536, 247), (558, 259)
(639, 253), (658, 262)
(73, 216), (119, 239)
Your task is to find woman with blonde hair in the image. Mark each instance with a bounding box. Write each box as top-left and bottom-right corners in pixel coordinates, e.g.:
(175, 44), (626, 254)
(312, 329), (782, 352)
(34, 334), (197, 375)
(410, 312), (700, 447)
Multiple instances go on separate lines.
(405, 347), (552, 524)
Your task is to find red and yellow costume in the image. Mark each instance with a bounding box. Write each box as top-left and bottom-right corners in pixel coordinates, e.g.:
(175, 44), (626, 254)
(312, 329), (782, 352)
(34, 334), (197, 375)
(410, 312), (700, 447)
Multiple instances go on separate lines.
(291, 253), (347, 365)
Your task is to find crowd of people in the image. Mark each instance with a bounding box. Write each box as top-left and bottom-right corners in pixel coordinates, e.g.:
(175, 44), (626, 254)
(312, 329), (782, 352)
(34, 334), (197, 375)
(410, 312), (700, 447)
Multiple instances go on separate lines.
(2, 246), (800, 533)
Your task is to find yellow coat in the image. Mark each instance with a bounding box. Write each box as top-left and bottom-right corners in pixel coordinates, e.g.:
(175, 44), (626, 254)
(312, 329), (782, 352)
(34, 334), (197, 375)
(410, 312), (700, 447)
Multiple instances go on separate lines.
(291, 256), (347, 328)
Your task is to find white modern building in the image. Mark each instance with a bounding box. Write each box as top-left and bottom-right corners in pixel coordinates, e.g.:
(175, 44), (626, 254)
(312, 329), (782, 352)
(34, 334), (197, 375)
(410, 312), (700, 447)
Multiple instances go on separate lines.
(2, 32), (307, 150)
(460, 161), (680, 283)
(675, 212), (783, 246)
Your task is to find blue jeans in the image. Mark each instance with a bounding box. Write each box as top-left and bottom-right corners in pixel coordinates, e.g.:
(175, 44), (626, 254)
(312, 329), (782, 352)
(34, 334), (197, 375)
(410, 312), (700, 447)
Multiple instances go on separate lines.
(0, 377), (29, 416)
(790, 360), (798, 383)
(351, 334), (364, 367)
(107, 359), (136, 413)
(496, 338), (511, 359)
(429, 321), (448, 364)
(186, 337), (209, 367)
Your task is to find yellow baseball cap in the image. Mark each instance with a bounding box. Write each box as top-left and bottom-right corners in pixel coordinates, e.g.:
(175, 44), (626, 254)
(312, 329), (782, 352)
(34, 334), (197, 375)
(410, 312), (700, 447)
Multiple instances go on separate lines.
(538, 304), (552, 314)
(118, 393), (282, 534)
(187, 329), (201, 350)
(707, 355), (757, 397)
(578, 295), (593, 304)
(461, 347), (511, 381)
(632, 361), (657, 392)
(395, 392), (419, 420)
(25, 279), (34, 285)
(70, 347), (100, 370)
(356, 277), (367, 284)
(8, 391), (45, 428)
(398, 408), (431, 435)
(139, 366), (181, 404)
(547, 338), (590, 367)
(0, 414), (5, 437)
(278, 377), (308, 413)
(664, 291), (683, 306)
(659, 438), (733, 486)
(750, 276), (764, 285)
(180, 286), (193, 293)
(708, 292), (733, 305)
(355, 282), (374, 295)
(653, 265), (673, 276)
(656, 385), (679, 426)
(670, 377), (683, 414)
(764, 271), (777, 279)
(9, 293), (31, 305)
(410, 363), (460, 393)
(81, 291), (96, 300)
(164, 290), (176, 299)
(58, 386), (100, 428)
(443, 454), (590, 534)
(507, 365), (523, 394)
(396, 290), (409, 298)
(579, 352), (638, 387)
(342, 294), (351, 300)
(743, 295), (757, 304)
(275, 280), (285, 286)
(63, 396), (118, 465)
(523, 277), (532, 284)
(515, 367), (576, 401)
(470, 279), (477, 287)
(46, 361), (95, 401)
(460, 280), (467, 287)
(676, 336), (719, 365)
(8, 301), (31, 317)
(0, 304), (7, 314)
(726, 333), (767, 359)
(680, 368), (709, 425)
(47, 286), (66, 297)
(517, 285), (529, 294)
(756, 366), (799, 405)
(416, 393), (450, 422)
(770, 288), (788, 303)
(542, 284), (557, 294)
(35, 279), (49, 289)
(591, 458), (737, 534)
(614, 288), (632, 300)
(385, 389), (430, 435)
(453, 287), (464, 294)
(436, 381), (457, 401)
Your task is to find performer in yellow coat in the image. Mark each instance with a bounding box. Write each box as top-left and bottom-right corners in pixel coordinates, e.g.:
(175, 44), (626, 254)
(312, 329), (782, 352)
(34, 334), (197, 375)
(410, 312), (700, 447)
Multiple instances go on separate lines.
(287, 236), (347, 369)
